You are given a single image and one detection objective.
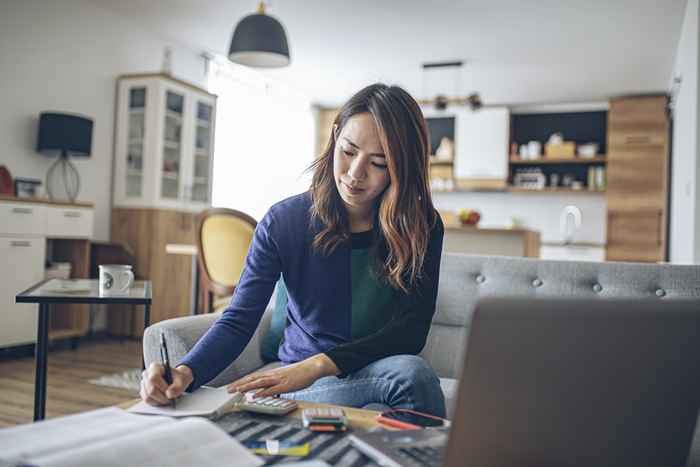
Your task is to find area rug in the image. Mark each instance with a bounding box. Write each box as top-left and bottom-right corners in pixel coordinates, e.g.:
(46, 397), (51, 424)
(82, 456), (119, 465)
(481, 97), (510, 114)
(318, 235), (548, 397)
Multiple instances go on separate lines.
(88, 368), (142, 392)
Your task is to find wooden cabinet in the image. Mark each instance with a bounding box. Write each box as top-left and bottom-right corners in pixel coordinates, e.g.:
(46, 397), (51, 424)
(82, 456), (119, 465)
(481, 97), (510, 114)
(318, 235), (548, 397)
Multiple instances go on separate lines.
(110, 73), (217, 336)
(606, 209), (664, 262)
(110, 208), (196, 337)
(0, 197), (94, 348)
(605, 96), (669, 262)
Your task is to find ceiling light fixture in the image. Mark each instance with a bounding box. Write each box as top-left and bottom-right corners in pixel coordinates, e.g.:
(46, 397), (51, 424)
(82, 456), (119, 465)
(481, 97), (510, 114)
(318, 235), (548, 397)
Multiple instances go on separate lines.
(228, 1), (290, 68)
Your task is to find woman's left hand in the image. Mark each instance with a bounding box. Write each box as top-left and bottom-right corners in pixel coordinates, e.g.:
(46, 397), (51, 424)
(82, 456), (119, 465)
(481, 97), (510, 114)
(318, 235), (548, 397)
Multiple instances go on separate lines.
(227, 353), (340, 398)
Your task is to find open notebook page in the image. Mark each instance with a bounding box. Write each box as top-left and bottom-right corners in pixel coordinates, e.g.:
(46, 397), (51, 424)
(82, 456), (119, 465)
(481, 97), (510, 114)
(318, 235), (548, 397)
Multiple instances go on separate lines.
(127, 386), (241, 418)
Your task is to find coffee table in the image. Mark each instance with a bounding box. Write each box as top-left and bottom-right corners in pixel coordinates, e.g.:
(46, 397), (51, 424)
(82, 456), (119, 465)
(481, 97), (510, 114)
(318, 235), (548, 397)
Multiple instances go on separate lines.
(119, 398), (388, 466)
(118, 398), (386, 431)
(16, 278), (152, 422)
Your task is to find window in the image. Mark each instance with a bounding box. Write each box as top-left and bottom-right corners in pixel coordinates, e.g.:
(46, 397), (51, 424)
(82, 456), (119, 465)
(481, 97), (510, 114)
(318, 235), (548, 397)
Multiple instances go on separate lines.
(208, 59), (316, 221)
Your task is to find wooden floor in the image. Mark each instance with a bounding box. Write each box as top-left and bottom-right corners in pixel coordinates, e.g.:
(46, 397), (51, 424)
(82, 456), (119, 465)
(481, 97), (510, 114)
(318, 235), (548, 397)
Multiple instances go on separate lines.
(0, 338), (142, 427)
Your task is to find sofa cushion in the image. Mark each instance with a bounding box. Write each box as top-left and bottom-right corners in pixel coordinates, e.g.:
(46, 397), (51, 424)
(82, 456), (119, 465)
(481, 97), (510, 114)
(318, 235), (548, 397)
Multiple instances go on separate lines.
(261, 279), (288, 362)
(439, 377), (458, 419)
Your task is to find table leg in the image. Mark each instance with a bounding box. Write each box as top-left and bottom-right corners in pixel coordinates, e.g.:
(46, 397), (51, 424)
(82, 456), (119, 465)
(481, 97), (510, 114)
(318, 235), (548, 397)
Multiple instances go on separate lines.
(34, 303), (49, 422)
(191, 255), (200, 315)
(142, 303), (151, 370)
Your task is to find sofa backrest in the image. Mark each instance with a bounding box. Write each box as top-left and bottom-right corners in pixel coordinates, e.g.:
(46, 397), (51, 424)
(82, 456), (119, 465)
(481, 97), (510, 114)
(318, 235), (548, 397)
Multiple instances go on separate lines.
(420, 253), (700, 379)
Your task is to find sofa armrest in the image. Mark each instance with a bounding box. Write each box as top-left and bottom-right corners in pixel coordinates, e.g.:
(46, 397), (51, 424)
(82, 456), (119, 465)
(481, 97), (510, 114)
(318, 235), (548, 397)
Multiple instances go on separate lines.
(143, 306), (273, 388)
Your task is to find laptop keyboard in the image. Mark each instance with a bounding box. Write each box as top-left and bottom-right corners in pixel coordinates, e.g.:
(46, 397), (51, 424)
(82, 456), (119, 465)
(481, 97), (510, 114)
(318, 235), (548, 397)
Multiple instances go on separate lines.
(395, 446), (445, 467)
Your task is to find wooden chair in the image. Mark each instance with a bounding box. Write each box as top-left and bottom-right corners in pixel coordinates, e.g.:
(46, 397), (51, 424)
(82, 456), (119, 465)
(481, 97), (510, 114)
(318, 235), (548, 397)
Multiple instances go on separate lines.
(196, 208), (257, 314)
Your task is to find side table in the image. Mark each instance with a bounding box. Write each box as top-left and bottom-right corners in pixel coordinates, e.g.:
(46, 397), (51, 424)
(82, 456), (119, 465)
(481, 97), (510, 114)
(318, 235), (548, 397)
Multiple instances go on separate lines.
(16, 278), (152, 422)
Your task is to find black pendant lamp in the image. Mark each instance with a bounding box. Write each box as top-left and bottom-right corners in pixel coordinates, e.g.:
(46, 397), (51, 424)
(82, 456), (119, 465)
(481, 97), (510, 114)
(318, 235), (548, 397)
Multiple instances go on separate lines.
(228, 1), (290, 68)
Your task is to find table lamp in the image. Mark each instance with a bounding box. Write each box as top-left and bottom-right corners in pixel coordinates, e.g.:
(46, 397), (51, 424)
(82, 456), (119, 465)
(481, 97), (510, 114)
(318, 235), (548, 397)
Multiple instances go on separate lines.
(36, 112), (93, 202)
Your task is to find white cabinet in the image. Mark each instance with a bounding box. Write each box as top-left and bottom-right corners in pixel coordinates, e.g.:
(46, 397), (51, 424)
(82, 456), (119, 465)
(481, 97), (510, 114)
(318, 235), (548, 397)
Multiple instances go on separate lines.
(422, 105), (510, 187)
(46, 206), (94, 238)
(453, 107), (510, 180)
(0, 236), (45, 346)
(0, 199), (94, 348)
(1, 202), (46, 236)
(113, 74), (217, 211)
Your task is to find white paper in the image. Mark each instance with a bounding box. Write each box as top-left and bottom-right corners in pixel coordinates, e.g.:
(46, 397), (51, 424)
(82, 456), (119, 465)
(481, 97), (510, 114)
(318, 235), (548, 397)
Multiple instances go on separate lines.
(127, 386), (240, 418)
(32, 417), (262, 467)
(0, 408), (261, 467)
(0, 407), (167, 461)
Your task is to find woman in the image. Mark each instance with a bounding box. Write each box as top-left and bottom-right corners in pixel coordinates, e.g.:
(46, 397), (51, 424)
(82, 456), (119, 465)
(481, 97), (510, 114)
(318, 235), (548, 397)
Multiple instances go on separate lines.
(141, 83), (446, 417)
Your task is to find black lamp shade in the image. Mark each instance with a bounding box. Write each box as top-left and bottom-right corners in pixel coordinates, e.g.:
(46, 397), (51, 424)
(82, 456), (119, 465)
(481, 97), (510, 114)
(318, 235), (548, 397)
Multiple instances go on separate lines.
(37, 112), (93, 157)
(228, 12), (290, 68)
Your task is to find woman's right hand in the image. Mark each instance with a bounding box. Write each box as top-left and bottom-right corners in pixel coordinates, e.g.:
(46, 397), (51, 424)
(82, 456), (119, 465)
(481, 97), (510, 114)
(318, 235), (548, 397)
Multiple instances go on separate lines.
(140, 363), (194, 406)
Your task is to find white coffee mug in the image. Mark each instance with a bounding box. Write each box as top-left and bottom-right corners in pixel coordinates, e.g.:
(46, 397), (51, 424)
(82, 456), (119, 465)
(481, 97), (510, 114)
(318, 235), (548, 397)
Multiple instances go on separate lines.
(99, 264), (134, 296)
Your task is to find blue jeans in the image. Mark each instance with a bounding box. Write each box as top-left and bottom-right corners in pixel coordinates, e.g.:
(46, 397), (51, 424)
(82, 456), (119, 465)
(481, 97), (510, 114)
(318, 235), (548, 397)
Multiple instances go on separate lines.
(281, 355), (446, 418)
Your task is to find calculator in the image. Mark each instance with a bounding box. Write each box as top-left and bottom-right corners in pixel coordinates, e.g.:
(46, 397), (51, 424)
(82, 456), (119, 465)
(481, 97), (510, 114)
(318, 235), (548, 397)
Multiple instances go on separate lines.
(233, 391), (298, 416)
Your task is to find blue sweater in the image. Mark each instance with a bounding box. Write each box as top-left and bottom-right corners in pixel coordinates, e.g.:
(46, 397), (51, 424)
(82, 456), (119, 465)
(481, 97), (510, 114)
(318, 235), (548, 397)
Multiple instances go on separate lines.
(180, 192), (444, 390)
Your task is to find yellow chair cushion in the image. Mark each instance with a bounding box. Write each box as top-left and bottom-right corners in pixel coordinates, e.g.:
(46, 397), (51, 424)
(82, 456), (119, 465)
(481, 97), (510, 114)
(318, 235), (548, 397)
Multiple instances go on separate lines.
(201, 215), (255, 286)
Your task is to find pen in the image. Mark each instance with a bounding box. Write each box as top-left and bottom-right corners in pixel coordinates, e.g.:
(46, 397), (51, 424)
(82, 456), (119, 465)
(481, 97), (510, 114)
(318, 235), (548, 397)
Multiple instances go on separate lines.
(160, 332), (176, 408)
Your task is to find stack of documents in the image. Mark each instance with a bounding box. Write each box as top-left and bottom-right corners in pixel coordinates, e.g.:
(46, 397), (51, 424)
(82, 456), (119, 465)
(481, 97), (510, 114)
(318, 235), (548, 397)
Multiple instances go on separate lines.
(0, 407), (262, 467)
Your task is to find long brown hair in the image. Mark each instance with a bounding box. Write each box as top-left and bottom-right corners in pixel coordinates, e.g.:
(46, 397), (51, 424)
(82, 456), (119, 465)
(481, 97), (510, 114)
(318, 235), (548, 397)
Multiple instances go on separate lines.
(307, 83), (437, 294)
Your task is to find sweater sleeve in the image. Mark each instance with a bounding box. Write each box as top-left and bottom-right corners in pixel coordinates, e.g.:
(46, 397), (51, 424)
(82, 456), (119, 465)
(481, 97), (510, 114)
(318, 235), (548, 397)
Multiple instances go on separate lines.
(324, 214), (444, 376)
(179, 209), (282, 391)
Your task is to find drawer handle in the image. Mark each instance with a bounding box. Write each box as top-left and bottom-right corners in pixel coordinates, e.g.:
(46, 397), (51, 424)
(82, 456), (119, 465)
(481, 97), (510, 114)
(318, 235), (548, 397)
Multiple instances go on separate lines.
(11, 207), (32, 214)
(10, 240), (31, 247)
(64, 211), (82, 218)
(625, 135), (650, 144)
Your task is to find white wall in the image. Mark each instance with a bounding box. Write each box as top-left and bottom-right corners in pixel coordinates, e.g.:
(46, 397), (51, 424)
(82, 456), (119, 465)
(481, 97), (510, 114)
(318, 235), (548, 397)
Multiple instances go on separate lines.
(433, 192), (606, 245)
(0, 0), (208, 241)
(670, 0), (699, 264)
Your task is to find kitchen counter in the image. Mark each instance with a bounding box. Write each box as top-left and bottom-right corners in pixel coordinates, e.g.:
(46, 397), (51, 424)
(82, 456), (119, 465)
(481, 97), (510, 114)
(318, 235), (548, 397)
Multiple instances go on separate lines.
(443, 223), (540, 258)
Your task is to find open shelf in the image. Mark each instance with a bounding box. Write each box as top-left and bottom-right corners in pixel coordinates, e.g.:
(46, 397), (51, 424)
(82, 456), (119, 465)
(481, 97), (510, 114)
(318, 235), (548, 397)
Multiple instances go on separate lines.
(507, 186), (605, 194)
(510, 156), (607, 165)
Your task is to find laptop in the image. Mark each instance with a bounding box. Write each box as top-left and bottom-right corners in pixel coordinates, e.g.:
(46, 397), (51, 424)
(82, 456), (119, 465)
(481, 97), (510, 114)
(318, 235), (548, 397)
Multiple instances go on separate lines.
(350, 298), (700, 467)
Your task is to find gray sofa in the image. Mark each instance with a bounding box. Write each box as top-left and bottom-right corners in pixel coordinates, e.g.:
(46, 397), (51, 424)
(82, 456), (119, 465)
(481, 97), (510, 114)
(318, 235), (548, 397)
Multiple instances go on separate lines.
(144, 253), (700, 457)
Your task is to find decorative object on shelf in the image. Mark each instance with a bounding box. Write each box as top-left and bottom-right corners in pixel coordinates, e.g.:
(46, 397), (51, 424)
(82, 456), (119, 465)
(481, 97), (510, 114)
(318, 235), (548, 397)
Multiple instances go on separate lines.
(36, 112), (93, 202)
(549, 173), (560, 188)
(548, 132), (564, 145)
(228, 1), (290, 68)
(457, 208), (481, 226)
(0, 165), (13, 196)
(14, 178), (42, 198)
(519, 144), (529, 158)
(561, 173), (576, 188)
(527, 140), (542, 159)
(509, 217), (525, 229)
(544, 133), (576, 158)
(513, 168), (546, 189)
(577, 142), (599, 158)
(588, 166), (606, 190)
(434, 136), (455, 162)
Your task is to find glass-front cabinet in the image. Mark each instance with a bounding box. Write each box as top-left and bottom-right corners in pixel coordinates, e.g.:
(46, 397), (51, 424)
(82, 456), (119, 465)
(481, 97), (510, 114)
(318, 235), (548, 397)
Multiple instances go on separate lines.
(114, 74), (217, 210)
